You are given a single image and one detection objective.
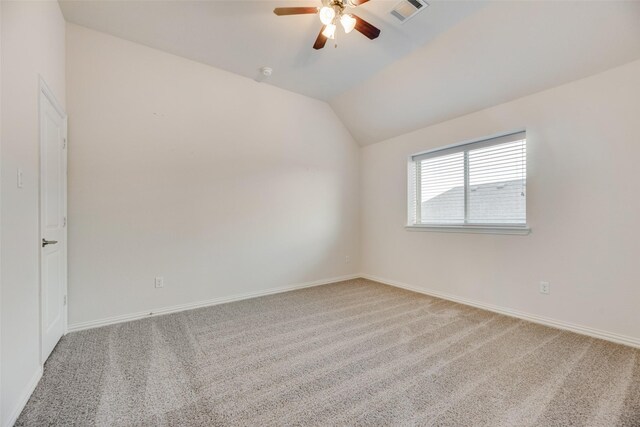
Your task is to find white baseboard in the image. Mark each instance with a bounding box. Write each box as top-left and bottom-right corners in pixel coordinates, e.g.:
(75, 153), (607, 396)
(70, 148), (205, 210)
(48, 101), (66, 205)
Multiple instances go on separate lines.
(4, 366), (43, 427)
(361, 274), (640, 349)
(67, 272), (640, 349)
(67, 274), (360, 333)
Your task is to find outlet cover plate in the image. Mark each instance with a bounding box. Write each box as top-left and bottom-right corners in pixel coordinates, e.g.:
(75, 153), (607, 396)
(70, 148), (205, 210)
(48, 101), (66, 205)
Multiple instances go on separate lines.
(539, 281), (550, 295)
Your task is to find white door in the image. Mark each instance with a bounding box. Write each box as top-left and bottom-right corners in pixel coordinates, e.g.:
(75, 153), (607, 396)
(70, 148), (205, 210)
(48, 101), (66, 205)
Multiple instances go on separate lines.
(40, 80), (67, 362)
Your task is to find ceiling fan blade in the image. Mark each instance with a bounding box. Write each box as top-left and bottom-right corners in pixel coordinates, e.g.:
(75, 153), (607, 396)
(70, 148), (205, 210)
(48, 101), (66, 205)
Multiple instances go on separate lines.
(348, 0), (370, 6)
(313, 26), (328, 50)
(353, 15), (381, 40)
(273, 7), (319, 16)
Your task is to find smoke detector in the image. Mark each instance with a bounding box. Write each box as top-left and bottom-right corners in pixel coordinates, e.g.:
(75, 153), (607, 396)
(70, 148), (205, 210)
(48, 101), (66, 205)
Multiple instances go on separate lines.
(260, 66), (273, 77)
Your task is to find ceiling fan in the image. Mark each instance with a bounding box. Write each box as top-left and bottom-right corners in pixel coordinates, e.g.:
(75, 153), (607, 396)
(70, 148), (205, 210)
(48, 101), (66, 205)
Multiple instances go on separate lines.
(273, 0), (381, 50)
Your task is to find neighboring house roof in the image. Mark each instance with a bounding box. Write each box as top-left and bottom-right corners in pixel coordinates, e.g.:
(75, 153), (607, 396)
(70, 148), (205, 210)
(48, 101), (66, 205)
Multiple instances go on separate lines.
(422, 179), (526, 224)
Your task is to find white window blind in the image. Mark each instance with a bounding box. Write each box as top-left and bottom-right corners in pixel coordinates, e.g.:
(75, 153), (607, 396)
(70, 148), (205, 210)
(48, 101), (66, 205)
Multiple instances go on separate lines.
(408, 131), (527, 228)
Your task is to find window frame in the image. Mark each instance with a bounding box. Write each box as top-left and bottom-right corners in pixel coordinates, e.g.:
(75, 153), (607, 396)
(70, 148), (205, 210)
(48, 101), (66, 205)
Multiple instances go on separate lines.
(406, 130), (530, 235)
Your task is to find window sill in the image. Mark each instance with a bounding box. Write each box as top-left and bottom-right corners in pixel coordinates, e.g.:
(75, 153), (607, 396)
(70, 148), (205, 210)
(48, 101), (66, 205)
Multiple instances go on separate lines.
(405, 224), (531, 235)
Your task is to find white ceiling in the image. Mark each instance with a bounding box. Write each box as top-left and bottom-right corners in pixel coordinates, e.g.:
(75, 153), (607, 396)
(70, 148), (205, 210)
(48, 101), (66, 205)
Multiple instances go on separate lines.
(59, 0), (486, 101)
(330, 1), (640, 145)
(59, 0), (640, 146)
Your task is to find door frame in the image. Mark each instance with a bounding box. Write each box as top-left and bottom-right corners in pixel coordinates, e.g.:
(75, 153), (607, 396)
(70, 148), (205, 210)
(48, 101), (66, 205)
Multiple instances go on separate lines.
(38, 76), (68, 364)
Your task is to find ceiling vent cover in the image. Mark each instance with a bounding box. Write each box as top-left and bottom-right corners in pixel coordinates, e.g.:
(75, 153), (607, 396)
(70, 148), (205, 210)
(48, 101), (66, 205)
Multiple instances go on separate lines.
(390, 0), (428, 23)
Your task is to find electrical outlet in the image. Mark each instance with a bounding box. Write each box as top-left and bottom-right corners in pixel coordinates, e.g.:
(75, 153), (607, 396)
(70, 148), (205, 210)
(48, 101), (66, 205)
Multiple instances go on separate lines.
(539, 281), (550, 295)
(345, 256), (350, 264)
(155, 277), (164, 288)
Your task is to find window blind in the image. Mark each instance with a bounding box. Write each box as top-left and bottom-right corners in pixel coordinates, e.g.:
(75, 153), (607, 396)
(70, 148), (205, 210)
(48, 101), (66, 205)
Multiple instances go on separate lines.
(409, 131), (526, 227)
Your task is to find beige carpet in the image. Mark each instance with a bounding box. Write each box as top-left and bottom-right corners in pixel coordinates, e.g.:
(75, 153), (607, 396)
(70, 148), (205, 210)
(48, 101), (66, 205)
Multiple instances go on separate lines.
(16, 279), (640, 426)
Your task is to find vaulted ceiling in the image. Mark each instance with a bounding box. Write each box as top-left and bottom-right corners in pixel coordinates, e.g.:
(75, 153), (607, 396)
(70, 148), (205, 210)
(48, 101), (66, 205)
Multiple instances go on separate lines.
(330, 1), (640, 144)
(60, 0), (640, 145)
(59, 0), (485, 101)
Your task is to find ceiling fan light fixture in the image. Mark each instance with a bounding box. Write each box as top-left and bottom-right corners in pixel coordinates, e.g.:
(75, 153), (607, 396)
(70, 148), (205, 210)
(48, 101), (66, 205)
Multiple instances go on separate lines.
(273, 0), (381, 50)
(322, 23), (337, 39)
(319, 6), (335, 25)
(340, 14), (356, 33)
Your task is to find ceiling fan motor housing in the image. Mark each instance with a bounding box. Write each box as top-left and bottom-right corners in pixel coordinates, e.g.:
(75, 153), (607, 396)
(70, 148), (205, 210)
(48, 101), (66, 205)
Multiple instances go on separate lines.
(330, 0), (346, 14)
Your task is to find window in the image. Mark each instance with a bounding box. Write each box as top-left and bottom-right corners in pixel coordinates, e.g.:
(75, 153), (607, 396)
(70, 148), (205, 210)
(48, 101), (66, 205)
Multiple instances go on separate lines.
(407, 131), (528, 234)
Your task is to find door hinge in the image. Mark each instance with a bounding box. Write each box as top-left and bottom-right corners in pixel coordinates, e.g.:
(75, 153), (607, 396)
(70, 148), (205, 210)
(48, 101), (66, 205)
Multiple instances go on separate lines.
(63, 216), (67, 227)
(63, 295), (67, 306)
(63, 137), (67, 149)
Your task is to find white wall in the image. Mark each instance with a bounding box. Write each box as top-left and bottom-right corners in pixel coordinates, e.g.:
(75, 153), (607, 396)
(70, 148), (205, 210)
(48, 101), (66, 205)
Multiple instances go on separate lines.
(361, 59), (640, 344)
(0, 2), (66, 426)
(66, 24), (360, 327)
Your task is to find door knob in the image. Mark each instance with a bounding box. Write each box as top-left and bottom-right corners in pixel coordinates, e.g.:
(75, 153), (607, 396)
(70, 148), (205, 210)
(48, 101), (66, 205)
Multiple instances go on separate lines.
(42, 238), (58, 247)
